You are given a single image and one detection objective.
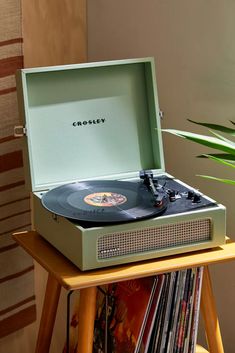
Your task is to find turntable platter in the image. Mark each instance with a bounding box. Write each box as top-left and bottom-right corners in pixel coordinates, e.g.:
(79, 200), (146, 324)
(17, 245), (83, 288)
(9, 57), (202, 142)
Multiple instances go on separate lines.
(41, 180), (168, 223)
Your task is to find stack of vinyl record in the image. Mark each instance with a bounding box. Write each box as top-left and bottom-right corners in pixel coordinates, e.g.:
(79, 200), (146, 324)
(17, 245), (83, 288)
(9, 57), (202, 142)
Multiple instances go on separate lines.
(93, 267), (204, 353)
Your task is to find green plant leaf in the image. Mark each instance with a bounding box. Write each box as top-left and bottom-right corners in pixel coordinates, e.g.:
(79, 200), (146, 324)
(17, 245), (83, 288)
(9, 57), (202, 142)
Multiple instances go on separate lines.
(209, 130), (235, 145)
(162, 121), (235, 186)
(197, 153), (235, 161)
(162, 129), (235, 155)
(202, 154), (235, 169)
(196, 175), (235, 185)
(187, 119), (235, 135)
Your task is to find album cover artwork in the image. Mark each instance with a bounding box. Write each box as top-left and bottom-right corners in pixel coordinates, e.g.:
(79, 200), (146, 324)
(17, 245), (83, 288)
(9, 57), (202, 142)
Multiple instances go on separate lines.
(93, 277), (156, 353)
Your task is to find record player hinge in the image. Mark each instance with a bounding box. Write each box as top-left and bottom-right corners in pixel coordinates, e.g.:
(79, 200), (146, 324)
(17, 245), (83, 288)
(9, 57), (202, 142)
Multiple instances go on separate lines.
(52, 213), (58, 222)
(159, 111), (164, 120)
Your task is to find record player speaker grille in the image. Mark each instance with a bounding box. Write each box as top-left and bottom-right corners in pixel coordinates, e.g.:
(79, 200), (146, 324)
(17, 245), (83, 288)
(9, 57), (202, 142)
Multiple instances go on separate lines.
(97, 218), (211, 259)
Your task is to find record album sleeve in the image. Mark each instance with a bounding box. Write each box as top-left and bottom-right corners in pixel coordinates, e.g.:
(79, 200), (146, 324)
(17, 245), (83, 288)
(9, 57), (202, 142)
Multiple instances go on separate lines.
(93, 277), (156, 353)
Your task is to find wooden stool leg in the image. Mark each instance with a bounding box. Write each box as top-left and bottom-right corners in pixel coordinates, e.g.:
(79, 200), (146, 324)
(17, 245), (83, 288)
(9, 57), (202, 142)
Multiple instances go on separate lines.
(35, 273), (61, 353)
(200, 266), (224, 353)
(77, 286), (97, 353)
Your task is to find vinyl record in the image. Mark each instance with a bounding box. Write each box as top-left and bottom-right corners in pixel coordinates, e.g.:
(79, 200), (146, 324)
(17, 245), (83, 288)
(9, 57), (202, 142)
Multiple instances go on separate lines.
(41, 180), (168, 224)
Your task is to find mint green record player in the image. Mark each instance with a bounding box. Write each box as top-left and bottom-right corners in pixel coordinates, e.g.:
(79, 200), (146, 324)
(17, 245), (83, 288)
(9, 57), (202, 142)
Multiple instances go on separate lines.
(16, 58), (226, 270)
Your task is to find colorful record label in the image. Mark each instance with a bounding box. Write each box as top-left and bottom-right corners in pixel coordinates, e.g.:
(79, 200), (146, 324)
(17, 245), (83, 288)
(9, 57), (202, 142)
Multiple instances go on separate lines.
(84, 192), (127, 207)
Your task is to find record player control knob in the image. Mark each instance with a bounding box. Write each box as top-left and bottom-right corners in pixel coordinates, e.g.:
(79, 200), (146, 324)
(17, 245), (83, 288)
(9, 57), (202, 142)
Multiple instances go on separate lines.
(169, 190), (176, 202)
(187, 190), (195, 199)
(192, 193), (201, 203)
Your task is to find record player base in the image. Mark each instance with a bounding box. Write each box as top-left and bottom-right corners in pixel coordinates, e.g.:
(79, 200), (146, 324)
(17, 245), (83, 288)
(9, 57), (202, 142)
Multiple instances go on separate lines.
(13, 231), (235, 353)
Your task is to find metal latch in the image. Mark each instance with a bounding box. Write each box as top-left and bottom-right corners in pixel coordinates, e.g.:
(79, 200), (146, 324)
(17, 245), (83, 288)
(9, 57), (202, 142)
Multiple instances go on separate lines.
(14, 125), (27, 137)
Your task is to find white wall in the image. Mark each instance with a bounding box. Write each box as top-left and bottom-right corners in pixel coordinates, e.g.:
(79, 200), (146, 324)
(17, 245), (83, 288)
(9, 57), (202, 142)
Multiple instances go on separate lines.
(88, 1), (235, 351)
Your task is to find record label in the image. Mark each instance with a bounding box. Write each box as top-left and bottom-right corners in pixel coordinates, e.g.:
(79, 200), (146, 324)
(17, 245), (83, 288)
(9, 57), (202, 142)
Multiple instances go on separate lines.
(84, 192), (127, 207)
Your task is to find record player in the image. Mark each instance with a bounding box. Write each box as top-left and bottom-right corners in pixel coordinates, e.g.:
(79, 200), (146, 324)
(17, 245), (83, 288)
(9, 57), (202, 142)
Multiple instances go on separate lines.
(15, 58), (226, 270)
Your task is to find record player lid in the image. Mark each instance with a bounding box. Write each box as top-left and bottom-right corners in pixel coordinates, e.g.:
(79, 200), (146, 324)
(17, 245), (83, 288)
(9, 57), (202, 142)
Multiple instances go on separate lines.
(16, 58), (165, 191)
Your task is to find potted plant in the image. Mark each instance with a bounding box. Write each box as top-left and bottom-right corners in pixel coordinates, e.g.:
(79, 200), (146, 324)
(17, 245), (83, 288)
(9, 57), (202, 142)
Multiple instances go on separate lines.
(162, 119), (235, 185)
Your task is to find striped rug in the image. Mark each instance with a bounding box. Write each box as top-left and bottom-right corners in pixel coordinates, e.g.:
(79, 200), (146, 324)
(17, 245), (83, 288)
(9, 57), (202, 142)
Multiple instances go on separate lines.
(0, 0), (36, 338)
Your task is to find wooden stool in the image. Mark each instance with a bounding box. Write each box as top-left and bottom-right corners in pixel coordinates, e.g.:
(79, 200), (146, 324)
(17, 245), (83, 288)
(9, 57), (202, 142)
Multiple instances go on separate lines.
(196, 345), (209, 353)
(13, 231), (235, 353)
